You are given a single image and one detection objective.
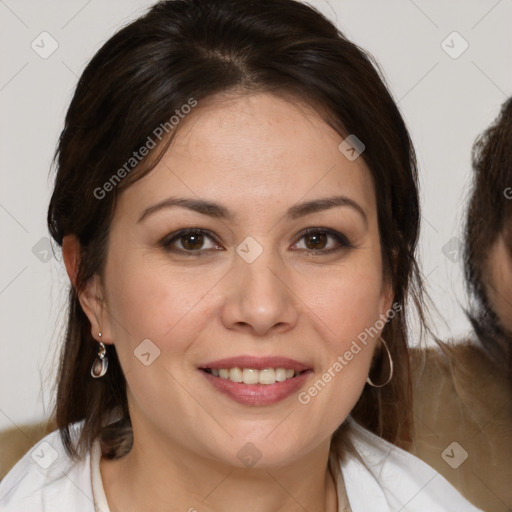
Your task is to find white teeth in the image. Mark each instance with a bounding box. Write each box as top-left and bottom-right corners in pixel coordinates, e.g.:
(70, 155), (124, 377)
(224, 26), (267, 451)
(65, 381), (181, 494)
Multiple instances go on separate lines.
(229, 367), (243, 383)
(258, 368), (275, 384)
(275, 368), (287, 382)
(209, 367), (301, 385)
(242, 368), (259, 384)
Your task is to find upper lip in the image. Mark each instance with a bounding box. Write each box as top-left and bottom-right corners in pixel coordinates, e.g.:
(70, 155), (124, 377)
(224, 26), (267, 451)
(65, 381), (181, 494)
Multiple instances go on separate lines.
(199, 355), (312, 372)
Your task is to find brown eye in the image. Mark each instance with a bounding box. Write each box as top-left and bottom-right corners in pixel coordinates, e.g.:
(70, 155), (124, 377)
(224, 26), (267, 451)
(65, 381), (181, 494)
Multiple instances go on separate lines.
(292, 228), (352, 255)
(161, 228), (221, 255)
(180, 232), (205, 251)
(304, 232), (328, 250)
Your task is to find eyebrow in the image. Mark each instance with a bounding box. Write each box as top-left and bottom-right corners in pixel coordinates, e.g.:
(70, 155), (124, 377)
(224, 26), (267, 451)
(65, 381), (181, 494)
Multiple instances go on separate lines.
(137, 195), (368, 225)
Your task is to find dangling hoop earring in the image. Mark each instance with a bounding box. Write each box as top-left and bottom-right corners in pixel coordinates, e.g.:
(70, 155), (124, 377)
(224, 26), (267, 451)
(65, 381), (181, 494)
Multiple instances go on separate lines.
(366, 337), (393, 388)
(91, 332), (109, 378)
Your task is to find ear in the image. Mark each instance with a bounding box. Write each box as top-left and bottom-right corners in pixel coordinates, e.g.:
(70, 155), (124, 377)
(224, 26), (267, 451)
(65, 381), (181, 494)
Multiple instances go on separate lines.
(62, 234), (79, 287)
(62, 234), (113, 344)
(379, 278), (395, 319)
(379, 250), (397, 317)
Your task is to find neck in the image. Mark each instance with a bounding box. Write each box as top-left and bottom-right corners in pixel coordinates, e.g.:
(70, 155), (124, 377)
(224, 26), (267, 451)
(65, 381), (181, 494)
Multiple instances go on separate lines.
(100, 427), (340, 512)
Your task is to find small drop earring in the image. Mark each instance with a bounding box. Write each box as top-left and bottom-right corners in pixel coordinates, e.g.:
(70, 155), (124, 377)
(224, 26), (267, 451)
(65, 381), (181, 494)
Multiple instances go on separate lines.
(90, 332), (109, 378)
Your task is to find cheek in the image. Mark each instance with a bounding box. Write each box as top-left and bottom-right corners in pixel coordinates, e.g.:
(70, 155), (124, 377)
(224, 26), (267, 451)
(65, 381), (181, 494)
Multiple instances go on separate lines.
(315, 276), (383, 375)
(292, 256), (387, 401)
(102, 253), (196, 374)
(304, 258), (386, 342)
(102, 256), (219, 417)
(486, 241), (512, 331)
(102, 247), (219, 360)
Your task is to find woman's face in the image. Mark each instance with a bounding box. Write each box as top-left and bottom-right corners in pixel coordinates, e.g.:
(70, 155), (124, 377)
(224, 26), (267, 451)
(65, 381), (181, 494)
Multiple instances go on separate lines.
(88, 92), (393, 468)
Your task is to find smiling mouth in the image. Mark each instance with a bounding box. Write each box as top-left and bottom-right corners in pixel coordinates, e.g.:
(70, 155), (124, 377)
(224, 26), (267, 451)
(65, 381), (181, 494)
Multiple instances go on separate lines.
(201, 367), (310, 385)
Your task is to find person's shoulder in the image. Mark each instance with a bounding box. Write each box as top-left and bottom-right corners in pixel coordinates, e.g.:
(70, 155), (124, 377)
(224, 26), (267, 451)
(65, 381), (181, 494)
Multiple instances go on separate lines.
(410, 338), (493, 376)
(411, 338), (509, 424)
(0, 419), (57, 480)
(340, 417), (484, 511)
(0, 422), (96, 512)
(409, 339), (502, 412)
(410, 339), (512, 511)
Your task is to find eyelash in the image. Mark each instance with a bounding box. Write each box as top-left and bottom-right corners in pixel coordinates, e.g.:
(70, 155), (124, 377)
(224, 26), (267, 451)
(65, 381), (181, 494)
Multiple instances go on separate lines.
(160, 227), (353, 257)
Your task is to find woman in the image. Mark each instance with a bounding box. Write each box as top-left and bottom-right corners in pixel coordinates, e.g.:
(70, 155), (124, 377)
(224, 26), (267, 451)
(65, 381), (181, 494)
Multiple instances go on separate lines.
(0, 1), (482, 510)
(411, 98), (512, 511)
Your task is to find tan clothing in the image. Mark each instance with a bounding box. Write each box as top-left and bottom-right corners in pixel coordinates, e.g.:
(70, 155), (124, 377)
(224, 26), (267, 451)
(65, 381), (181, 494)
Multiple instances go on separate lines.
(411, 342), (512, 512)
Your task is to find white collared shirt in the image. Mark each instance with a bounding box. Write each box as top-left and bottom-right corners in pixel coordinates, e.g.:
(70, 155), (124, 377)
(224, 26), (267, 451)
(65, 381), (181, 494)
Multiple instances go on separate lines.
(0, 418), (483, 511)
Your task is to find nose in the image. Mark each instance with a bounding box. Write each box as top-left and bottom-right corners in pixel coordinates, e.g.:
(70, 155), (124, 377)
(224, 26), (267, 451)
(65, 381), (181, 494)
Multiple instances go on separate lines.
(220, 246), (300, 337)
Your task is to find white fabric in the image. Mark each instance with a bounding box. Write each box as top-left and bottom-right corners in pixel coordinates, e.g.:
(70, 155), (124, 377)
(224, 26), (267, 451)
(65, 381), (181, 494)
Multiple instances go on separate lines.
(90, 440), (109, 512)
(0, 418), (483, 511)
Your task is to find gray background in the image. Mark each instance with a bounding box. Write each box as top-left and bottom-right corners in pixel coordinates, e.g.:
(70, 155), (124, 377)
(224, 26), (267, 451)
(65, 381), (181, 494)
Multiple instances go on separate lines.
(1, 0), (511, 430)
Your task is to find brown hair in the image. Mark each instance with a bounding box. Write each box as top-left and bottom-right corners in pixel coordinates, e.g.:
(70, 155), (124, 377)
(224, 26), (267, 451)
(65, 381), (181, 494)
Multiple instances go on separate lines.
(464, 97), (512, 376)
(48, 0), (423, 460)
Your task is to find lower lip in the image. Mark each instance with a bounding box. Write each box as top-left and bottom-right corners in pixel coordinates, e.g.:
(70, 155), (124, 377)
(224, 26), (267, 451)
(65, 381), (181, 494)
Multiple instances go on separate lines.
(200, 370), (313, 406)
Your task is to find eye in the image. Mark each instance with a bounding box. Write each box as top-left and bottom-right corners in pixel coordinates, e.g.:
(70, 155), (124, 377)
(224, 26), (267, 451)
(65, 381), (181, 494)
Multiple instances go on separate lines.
(160, 227), (352, 257)
(291, 227), (352, 255)
(161, 228), (221, 255)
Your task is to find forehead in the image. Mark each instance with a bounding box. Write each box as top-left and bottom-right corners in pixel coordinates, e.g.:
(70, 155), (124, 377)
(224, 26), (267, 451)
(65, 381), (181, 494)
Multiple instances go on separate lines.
(116, 92), (377, 223)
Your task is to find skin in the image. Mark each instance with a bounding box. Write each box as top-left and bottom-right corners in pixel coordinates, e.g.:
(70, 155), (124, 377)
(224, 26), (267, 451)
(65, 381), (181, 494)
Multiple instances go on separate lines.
(485, 231), (512, 333)
(63, 92), (393, 512)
